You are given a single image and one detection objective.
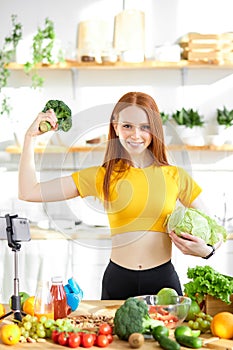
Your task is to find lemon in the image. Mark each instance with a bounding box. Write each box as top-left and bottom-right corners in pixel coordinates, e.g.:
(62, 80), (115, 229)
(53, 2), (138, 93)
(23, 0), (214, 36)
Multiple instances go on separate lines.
(157, 288), (178, 305)
(0, 324), (21, 345)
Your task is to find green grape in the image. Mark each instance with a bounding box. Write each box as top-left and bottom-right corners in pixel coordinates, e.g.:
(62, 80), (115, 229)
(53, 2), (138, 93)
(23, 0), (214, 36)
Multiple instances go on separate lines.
(192, 321), (200, 330)
(23, 321), (32, 331)
(205, 314), (213, 322)
(31, 316), (38, 323)
(36, 323), (45, 332)
(31, 334), (39, 340)
(200, 319), (209, 329)
(22, 330), (29, 338)
(39, 316), (47, 324)
(45, 328), (52, 338)
(23, 314), (32, 322)
(55, 319), (64, 327)
(37, 329), (46, 338)
(44, 319), (54, 328)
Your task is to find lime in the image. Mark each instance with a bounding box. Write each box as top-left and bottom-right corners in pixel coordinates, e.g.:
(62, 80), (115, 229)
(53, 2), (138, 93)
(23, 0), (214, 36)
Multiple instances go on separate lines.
(157, 288), (178, 305)
(185, 300), (201, 321)
(9, 291), (30, 310)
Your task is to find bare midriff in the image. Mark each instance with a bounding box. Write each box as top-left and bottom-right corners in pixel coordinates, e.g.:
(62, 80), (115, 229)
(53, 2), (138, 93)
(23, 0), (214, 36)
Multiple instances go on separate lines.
(110, 231), (172, 270)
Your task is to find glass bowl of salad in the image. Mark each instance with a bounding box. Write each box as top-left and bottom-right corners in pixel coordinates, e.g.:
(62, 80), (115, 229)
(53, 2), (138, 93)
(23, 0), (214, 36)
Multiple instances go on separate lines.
(136, 295), (191, 329)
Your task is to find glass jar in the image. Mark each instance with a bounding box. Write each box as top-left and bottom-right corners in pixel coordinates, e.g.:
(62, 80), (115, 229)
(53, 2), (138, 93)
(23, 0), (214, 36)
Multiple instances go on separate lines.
(50, 276), (68, 320)
(34, 280), (54, 321)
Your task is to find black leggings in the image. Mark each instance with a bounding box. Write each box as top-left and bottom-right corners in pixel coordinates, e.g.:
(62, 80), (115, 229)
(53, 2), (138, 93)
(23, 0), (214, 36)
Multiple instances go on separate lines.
(101, 260), (182, 300)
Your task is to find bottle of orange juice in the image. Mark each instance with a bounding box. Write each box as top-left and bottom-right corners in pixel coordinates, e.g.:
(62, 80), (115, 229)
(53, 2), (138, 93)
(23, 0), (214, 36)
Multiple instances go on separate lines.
(34, 280), (54, 321)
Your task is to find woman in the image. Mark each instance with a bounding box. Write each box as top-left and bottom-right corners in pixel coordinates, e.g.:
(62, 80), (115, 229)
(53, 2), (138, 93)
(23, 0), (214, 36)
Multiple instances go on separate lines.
(18, 92), (221, 300)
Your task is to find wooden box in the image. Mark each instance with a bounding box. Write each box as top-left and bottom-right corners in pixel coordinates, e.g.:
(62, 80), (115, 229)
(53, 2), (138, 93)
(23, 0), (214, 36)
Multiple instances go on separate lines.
(204, 294), (233, 316)
(182, 33), (233, 64)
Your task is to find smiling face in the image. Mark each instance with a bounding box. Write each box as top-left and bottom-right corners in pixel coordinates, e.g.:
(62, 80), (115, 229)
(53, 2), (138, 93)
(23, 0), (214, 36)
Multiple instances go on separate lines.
(113, 105), (152, 160)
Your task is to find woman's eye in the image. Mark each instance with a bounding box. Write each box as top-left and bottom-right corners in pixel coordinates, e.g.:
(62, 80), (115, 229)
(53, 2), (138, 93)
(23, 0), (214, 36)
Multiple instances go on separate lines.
(122, 124), (132, 129)
(141, 125), (150, 131)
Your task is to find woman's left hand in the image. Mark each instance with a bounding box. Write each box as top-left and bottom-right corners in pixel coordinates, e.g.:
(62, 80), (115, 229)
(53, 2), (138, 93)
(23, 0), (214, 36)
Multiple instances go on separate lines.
(169, 231), (222, 257)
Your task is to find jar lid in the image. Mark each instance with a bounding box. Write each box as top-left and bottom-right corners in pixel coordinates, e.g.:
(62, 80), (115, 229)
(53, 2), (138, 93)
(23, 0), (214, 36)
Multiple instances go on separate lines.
(51, 276), (63, 283)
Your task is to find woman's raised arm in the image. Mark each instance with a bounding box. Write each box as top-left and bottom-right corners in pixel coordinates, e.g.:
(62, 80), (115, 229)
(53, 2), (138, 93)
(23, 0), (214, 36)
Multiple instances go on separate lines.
(18, 110), (79, 202)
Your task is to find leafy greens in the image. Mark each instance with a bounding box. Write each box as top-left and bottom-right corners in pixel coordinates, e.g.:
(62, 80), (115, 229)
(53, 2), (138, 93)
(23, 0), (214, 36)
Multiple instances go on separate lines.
(184, 265), (233, 304)
(166, 206), (227, 245)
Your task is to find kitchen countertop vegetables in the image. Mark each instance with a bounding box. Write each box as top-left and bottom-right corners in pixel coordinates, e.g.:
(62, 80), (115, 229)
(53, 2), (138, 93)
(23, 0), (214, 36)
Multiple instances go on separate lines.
(39, 99), (72, 133)
(114, 297), (163, 340)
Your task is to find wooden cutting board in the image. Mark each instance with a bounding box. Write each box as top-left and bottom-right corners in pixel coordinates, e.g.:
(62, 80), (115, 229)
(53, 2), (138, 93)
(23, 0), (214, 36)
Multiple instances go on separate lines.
(1, 300), (233, 349)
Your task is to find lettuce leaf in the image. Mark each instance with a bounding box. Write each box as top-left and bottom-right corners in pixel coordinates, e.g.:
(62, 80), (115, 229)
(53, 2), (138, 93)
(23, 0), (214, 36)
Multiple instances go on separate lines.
(167, 206), (227, 245)
(184, 265), (233, 304)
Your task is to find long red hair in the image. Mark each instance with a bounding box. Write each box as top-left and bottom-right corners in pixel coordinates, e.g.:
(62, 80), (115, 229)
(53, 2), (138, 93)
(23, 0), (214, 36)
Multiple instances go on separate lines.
(102, 92), (169, 202)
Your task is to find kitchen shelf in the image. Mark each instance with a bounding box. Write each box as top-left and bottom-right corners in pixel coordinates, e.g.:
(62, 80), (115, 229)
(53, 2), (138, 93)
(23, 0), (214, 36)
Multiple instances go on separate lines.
(7, 60), (233, 71)
(5, 143), (233, 154)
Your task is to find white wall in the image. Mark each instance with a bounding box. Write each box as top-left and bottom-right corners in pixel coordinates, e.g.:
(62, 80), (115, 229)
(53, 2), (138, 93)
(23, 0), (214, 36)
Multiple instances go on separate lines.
(1, 0), (233, 300)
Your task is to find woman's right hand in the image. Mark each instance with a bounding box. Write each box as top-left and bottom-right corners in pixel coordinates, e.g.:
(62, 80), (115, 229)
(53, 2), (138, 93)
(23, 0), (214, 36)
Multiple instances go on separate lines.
(26, 109), (58, 137)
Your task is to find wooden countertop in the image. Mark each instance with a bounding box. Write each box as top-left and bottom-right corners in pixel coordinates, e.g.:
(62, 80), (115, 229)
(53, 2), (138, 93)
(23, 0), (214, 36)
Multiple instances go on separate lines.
(1, 300), (233, 349)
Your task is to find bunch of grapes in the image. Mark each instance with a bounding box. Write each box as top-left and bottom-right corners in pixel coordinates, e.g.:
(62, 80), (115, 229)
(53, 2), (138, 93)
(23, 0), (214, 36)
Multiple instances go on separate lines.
(17, 314), (75, 343)
(187, 311), (213, 333)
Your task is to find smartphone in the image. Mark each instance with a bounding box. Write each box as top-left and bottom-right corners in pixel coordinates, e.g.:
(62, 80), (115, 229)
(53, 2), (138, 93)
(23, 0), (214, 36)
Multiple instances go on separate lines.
(0, 216), (31, 242)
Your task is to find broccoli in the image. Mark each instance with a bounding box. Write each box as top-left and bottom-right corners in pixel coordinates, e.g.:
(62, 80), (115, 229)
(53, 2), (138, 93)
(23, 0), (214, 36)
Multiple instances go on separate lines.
(39, 99), (72, 133)
(114, 297), (164, 340)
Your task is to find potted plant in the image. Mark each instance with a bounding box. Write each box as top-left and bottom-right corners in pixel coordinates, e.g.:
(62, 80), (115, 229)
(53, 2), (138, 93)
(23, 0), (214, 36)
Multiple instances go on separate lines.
(171, 108), (205, 145)
(216, 106), (233, 144)
(172, 107), (205, 128)
(24, 17), (64, 88)
(0, 14), (22, 116)
(160, 111), (170, 125)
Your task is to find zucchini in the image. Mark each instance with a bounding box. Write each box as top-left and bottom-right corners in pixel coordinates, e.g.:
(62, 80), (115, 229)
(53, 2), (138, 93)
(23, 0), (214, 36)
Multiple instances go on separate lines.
(158, 335), (180, 350)
(175, 334), (203, 349)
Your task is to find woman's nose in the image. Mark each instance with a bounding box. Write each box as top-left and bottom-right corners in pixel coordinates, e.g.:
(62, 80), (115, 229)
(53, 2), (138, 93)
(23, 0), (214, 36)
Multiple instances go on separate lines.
(131, 126), (141, 138)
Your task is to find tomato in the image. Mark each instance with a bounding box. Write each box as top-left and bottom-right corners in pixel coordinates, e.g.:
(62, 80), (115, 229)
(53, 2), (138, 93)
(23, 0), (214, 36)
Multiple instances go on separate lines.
(81, 333), (95, 348)
(68, 333), (81, 348)
(106, 333), (113, 344)
(51, 329), (60, 344)
(58, 331), (69, 346)
(96, 334), (109, 348)
(99, 323), (112, 335)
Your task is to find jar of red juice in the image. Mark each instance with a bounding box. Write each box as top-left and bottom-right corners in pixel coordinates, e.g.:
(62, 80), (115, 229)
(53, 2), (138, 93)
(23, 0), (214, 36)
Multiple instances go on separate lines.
(50, 276), (68, 320)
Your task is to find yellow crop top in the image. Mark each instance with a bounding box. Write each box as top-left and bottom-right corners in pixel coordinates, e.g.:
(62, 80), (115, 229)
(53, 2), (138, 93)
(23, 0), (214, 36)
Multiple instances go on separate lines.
(71, 164), (202, 236)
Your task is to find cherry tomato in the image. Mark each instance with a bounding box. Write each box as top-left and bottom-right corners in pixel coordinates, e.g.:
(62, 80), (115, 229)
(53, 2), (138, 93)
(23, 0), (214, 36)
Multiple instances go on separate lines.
(99, 323), (112, 335)
(106, 333), (113, 344)
(81, 333), (95, 348)
(58, 331), (69, 346)
(68, 333), (81, 348)
(96, 334), (109, 348)
(51, 329), (60, 344)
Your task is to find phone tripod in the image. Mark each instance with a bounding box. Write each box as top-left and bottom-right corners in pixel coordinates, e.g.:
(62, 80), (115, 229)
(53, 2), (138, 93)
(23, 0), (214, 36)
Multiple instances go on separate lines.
(0, 214), (26, 322)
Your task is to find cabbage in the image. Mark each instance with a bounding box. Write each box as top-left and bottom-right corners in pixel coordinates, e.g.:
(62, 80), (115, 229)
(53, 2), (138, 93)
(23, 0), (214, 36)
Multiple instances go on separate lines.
(167, 206), (227, 245)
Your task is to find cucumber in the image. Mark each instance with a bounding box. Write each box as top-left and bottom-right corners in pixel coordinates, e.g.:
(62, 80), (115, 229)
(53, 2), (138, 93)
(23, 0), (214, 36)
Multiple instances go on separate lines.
(152, 325), (169, 341)
(175, 334), (203, 349)
(158, 335), (180, 350)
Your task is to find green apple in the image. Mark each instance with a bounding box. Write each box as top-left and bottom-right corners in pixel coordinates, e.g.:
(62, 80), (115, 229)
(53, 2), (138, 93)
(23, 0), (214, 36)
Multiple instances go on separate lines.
(9, 291), (30, 310)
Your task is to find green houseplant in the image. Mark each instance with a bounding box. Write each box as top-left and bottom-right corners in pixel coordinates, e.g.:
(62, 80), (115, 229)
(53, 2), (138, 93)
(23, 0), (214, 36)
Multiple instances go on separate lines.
(216, 106), (233, 128)
(172, 108), (205, 128)
(216, 106), (233, 145)
(172, 108), (205, 146)
(160, 111), (170, 125)
(0, 14), (22, 116)
(24, 17), (63, 88)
